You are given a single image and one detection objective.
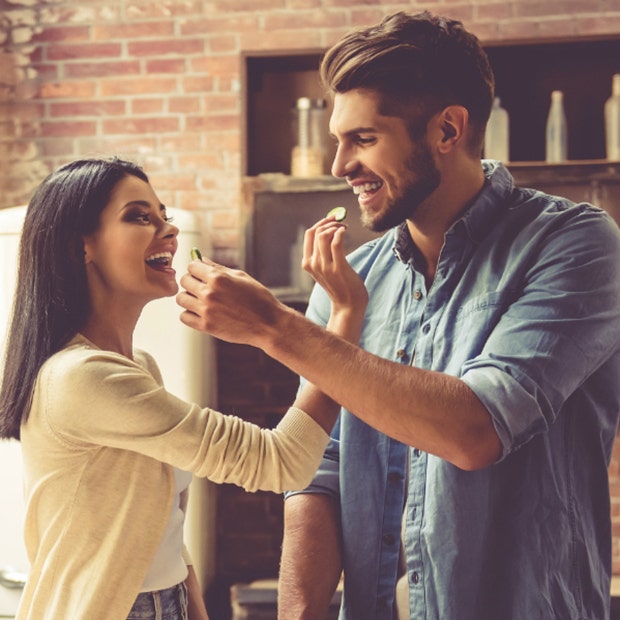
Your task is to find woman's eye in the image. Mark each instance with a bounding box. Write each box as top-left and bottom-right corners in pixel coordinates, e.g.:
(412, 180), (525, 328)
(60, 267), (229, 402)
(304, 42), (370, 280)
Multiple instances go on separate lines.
(163, 215), (174, 223)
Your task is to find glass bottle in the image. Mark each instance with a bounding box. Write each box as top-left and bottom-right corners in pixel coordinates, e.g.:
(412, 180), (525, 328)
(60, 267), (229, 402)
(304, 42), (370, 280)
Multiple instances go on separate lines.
(484, 97), (510, 162)
(545, 90), (568, 163)
(291, 97), (327, 177)
(605, 74), (620, 161)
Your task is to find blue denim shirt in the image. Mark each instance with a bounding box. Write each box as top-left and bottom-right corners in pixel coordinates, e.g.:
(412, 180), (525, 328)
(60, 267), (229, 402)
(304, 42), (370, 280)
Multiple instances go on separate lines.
(292, 162), (620, 620)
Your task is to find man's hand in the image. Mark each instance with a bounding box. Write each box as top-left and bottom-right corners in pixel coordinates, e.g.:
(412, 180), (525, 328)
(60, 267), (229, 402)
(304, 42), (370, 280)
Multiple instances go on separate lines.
(176, 259), (288, 347)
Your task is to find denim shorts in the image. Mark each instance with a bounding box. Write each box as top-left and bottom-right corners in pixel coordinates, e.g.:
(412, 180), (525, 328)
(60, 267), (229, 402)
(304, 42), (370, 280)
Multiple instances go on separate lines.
(127, 582), (188, 620)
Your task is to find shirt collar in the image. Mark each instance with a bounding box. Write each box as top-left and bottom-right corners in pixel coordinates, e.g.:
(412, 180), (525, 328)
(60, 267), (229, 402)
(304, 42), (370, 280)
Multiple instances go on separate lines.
(392, 161), (515, 263)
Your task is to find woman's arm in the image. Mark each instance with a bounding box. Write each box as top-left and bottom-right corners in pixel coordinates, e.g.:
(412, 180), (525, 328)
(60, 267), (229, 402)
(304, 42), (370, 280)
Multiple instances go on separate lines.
(185, 564), (209, 620)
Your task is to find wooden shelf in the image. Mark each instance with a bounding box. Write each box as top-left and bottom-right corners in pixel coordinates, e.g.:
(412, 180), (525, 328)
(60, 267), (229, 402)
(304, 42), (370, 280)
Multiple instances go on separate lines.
(243, 160), (620, 303)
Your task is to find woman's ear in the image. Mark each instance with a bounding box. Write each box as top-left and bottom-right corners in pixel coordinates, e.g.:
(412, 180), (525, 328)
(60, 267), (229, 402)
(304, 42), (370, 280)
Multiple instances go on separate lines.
(82, 237), (92, 264)
(436, 105), (469, 153)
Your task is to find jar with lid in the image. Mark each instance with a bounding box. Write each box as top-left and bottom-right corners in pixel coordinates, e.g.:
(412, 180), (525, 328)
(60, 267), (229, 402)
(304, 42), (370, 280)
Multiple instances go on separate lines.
(291, 97), (327, 177)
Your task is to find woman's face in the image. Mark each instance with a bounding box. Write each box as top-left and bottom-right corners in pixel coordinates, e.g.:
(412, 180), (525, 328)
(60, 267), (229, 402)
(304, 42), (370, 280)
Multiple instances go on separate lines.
(82, 174), (179, 311)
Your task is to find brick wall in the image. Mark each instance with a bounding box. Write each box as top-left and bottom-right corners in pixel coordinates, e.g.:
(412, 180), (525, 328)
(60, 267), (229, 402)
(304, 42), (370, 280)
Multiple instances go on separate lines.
(2, 0), (620, 614)
(3, 0), (620, 264)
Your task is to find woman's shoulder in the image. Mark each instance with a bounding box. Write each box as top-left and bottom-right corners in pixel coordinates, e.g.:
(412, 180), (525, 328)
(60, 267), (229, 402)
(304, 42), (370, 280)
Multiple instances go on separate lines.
(41, 334), (157, 387)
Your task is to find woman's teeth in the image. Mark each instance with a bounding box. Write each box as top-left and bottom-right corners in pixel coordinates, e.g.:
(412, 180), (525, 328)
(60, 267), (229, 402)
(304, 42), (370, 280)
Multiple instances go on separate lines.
(353, 181), (382, 195)
(145, 251), (172, 266)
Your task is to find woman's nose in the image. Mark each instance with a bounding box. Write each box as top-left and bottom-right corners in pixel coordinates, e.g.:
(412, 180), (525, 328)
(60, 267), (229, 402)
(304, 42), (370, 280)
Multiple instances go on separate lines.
(161, 219), (179, 238)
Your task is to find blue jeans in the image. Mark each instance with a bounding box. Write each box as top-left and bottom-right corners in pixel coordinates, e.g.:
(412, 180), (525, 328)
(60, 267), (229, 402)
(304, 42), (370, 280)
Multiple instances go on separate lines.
(127, 582), (188, 620)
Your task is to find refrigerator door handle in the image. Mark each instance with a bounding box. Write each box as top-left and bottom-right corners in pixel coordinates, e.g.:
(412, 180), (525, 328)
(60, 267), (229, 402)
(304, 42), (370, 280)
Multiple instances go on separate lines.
(0, 567), (26, 590)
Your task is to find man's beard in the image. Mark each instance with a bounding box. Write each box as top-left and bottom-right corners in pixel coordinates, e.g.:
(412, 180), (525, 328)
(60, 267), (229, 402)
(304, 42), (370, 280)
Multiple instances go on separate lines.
(363, 141), (441, 233)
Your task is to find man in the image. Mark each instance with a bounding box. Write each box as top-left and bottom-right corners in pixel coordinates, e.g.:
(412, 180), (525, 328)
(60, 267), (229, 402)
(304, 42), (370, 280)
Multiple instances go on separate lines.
(177, 11), (620, 619)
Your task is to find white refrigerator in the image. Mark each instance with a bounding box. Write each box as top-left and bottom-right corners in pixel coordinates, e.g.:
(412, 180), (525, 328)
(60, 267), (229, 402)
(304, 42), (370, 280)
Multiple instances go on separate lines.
(0, 205), (217, 617)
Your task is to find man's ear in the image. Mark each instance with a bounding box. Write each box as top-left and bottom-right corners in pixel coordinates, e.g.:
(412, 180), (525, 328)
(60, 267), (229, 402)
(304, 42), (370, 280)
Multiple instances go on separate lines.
(437, 105), (469, 152)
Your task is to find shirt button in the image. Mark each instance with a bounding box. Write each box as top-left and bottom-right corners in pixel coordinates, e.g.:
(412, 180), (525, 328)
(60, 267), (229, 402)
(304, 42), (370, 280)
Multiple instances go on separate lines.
(413, 448), (421, 457)
(413, 289), (423, 300)
(396, 348), (406, 359)
(422, 323), (430, 334)
(383, 533), (396, 545)
(411, 571), (419, 584)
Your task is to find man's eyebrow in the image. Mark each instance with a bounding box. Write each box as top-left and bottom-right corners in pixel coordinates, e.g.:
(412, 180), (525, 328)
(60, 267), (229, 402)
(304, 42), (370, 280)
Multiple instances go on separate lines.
(330, 126), (378, 138)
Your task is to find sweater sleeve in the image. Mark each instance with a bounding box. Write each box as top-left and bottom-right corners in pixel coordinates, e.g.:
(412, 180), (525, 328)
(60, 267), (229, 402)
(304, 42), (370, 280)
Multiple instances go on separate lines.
(38, 346), (329, 493)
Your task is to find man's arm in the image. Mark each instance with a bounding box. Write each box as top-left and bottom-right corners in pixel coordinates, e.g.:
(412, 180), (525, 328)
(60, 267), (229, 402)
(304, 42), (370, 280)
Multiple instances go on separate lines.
(278, 493), (342, 620)
(177, 261), (500, 470)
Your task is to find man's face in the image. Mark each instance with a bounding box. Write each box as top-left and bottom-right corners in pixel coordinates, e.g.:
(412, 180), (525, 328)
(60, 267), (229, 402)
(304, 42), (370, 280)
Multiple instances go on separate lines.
(329, 88), (440, 232)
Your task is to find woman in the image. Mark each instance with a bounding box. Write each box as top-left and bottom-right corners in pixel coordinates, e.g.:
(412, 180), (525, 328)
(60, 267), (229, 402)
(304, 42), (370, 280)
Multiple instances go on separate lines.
(0, 157), (367, 619)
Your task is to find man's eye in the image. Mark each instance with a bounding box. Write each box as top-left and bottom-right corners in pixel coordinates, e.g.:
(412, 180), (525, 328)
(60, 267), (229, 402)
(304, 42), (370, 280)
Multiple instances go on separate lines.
(356, 136), (375, 145)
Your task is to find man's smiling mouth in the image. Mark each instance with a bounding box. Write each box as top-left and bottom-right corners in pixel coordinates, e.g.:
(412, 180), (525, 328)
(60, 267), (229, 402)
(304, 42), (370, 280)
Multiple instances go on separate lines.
(353, 181), (383, 195)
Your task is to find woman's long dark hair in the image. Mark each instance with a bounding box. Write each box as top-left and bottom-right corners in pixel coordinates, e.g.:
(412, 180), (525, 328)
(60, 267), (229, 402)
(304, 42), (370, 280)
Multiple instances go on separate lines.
(0, 158), (149, 440)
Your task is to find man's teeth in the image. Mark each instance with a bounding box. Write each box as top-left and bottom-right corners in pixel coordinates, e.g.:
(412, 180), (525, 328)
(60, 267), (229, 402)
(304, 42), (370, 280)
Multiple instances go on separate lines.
(353, 182), (382, 195)
(146, 251), (172, 265)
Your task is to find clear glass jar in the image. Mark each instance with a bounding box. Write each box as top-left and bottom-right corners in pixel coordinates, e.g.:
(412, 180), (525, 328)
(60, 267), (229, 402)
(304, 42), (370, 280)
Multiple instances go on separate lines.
(291, 97), (326, 177)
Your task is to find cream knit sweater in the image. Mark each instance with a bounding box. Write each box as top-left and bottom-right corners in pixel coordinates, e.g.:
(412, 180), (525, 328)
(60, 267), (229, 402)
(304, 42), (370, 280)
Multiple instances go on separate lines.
(17, 334), (328, 619)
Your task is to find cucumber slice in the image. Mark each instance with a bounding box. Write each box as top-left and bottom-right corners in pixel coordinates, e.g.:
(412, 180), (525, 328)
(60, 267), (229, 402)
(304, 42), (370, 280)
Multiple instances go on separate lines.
(190, 247), (203, 261)
(326, 206), (347, 221)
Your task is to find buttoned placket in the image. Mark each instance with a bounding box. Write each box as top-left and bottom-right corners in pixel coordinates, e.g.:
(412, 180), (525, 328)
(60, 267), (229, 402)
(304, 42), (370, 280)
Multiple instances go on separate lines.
(401, 232), (466, 619)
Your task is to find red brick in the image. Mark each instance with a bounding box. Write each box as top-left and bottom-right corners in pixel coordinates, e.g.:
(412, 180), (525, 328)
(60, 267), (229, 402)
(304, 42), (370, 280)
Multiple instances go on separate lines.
(99, 76), (177, 96)
(576, 15), (620, 36)
(240, 29), (323, 50)
(131, 98), (165, 114)
(145, 58), (187, 74)
(207, 35), (239, 54)
(64, 60), (141, 79)
(125, 1), (204, 20)
(78, 135), (159, 155)
(168, 97), (202, 114)
(41, 120), (97, 137)
(180, 15), (260, 36)
(186, 114), (240, 132)
(350, 8), (391, 26)
(181, 75), (216, 93)
(39, 81), (97, 99)
(127, 39), (205, 57)
(39, 138), (77, 158)
(50, 100), (126, 117)
(179, 152), (225, 169)
(189, 56), (239, 77)
(289, 0), (323, 8)
(46, 42), (122, 61)
(93, 22), (174, 41)
(31, 25), (90, 44)
(176, 190), (208, 211)
(209, 209), (239, 229)
(160, 135), (202, 151)
(205, 94), (240, 114)
(102, 117), (180, 135)
(264, 10), (348, 30)
(3, 101), (45, 121)
(475, 3), (513, 21)
(513, 0), (596, 19)
(213, 0), (285, 11)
